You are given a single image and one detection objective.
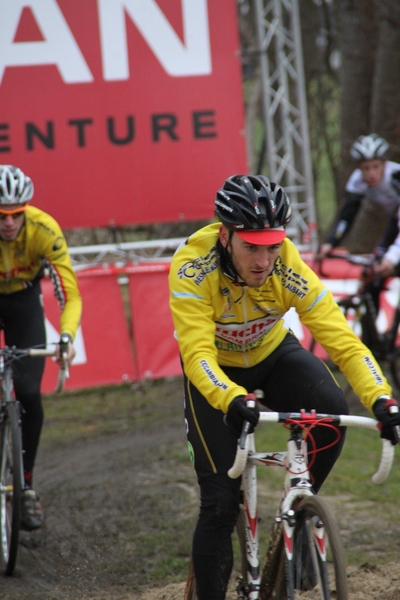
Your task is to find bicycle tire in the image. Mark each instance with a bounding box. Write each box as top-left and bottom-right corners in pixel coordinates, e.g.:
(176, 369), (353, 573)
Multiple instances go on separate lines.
(282, 495), (348, 600)
(184, 558), (197, 600)
(0, 399), (23, 576)
(337, 297), (360, 335)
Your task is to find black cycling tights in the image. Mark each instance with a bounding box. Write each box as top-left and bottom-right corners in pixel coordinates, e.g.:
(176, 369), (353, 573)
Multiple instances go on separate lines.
(0, 282), (45, 486)
(183, 333), (349, 600)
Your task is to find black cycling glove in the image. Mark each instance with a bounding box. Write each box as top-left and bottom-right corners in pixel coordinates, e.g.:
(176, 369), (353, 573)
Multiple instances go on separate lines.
(225, 394), (260, 437)
(373, 396), (400, 445)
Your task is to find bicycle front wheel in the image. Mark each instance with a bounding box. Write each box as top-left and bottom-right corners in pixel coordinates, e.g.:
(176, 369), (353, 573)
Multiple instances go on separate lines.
(281, 496), (348, 600)
(0, 401), (23, 576)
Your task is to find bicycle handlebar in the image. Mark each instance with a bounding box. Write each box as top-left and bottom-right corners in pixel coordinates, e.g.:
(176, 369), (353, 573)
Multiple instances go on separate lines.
(330, 254), (375, 267)
(27, 348), (59, 357)
(228, 411), (395, 484)
(1, 346), (67, 393)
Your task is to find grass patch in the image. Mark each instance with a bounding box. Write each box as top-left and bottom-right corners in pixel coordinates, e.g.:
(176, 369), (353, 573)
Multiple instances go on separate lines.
(41, 377), (184, 447)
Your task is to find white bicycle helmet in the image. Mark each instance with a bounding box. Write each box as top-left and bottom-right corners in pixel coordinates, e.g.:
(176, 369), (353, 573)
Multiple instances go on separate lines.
(350, 134), (389, 162)
(0, 165), (33, 205)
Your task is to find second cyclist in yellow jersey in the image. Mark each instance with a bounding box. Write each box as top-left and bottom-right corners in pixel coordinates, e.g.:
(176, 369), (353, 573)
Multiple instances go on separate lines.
(0, 164), (82, 531)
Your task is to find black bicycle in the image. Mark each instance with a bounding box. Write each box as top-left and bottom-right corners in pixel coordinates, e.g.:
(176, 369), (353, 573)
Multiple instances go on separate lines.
(0, 343), (67, 576)
(311, 252), (400, 390)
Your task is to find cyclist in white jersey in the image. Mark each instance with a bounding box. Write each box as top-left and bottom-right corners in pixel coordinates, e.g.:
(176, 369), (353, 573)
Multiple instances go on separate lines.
(374, 198), (400, 277)
(319, 134), (400, 259)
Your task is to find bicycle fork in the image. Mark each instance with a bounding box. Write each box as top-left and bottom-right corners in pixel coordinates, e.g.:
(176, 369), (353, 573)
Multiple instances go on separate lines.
(279, 436), (323, 594)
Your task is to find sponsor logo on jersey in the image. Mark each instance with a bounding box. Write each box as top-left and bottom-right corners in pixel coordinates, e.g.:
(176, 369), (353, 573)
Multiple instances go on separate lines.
(199, 359), (229, 390)
(177, 246), (218, 284)
(363, 356), (383, 385)
(215, 315), (280, 346)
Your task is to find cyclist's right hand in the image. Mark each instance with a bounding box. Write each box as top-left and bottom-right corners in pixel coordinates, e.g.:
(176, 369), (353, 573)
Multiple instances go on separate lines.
(225, 394), (260, 437)
(373, 396), (400, 445)
(373, 257), (396, 278)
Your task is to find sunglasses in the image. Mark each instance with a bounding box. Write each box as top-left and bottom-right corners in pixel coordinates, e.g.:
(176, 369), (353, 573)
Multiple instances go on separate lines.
(0, 211), (25, 220)
(0, 207), (26, 221)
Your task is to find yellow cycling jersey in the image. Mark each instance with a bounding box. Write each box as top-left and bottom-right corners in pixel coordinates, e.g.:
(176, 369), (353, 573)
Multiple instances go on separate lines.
(169, 223), (392, 413)
(0, 206), (82, 341)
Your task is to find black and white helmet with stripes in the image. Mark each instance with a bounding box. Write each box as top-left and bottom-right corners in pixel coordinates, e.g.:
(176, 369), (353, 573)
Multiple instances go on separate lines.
(0, 165), (34, 205)
(350, 134), (389, 162)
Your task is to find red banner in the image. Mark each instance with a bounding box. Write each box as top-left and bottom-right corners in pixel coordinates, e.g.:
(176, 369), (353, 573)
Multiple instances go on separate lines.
(41, 274), (136, 393)
(0, 0), (247, 228)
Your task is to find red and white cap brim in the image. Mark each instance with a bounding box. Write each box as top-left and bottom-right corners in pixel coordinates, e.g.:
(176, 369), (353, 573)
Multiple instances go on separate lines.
(235, 227), (286, 245)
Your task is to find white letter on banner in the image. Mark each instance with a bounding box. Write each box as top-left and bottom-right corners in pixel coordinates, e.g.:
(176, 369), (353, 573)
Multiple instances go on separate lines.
(97, 0), (212, 81)
(0, 0), (93, 84)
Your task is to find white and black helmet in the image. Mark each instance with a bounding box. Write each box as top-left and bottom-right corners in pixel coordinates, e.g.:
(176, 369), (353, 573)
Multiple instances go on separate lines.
(0, 165), (34, 205)
(350, 134), (389, 162)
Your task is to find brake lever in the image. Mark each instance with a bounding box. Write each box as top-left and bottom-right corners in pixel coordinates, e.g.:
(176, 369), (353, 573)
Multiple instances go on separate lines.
(59, 334), (70, 379)
(239, 397), (256, 450)
(389, 404), (400, 445)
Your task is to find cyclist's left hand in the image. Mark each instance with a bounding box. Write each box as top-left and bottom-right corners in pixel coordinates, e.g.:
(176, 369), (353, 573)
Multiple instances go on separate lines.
(373, 396), (400, 445)
(225, 394), (260, 437)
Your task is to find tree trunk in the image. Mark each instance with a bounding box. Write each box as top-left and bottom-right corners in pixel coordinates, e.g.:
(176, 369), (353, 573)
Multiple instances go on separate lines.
(371, 0), (400, 162)
(335, 0), (378, 192)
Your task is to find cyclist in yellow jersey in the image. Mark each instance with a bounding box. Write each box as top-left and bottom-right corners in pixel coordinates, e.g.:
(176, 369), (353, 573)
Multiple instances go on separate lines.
(0, 165), (82, 531)
(169, 174), (400, 600)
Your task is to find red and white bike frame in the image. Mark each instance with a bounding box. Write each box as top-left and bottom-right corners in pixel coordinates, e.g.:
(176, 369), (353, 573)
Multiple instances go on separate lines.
(229, 411), (394, 600)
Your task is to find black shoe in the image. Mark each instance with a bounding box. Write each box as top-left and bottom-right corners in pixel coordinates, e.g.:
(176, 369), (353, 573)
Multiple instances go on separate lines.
(20, 488), (44, 531)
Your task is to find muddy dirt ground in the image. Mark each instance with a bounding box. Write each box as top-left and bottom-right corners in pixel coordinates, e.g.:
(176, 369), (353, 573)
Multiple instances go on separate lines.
(1, 378), (400, 600)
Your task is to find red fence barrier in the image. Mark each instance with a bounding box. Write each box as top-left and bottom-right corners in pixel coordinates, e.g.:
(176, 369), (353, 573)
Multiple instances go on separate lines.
(40, 257), (399, 393)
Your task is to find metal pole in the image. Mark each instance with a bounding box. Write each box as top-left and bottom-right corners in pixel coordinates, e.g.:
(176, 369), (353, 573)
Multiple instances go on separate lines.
(252, 0), (318, 252)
